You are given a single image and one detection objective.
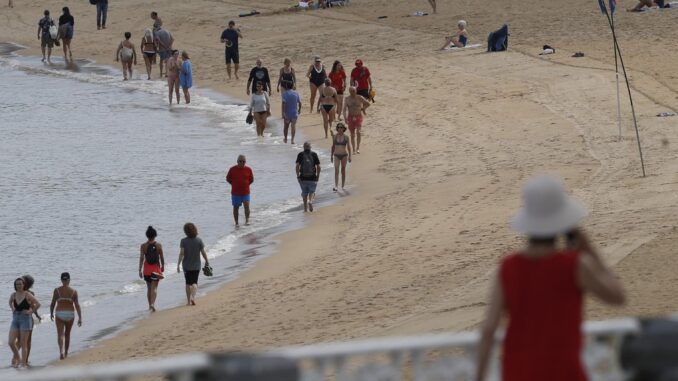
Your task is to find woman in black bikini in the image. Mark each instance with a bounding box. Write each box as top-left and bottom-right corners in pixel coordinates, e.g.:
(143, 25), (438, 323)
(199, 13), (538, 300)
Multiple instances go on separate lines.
(317, 78), (337, 139)
(330, 123), (352, 191)
(306, 56), (326, 113)
(140, 28), (157, 80)
(8, 277), (41, 368)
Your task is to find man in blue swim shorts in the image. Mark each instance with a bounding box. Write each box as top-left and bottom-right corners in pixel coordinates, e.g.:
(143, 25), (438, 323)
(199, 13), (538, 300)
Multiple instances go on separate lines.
(226, 155), (254, 226)
(296, 142), (321, 212)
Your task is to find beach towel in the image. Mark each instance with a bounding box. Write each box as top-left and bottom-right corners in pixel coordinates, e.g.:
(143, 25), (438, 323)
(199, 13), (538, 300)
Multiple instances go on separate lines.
(487, 24), (509, 52)
(442, 43), (482, 51)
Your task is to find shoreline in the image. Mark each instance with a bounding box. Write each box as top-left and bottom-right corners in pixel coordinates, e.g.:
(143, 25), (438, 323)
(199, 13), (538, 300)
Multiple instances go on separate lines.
(3, 0), (678, 368)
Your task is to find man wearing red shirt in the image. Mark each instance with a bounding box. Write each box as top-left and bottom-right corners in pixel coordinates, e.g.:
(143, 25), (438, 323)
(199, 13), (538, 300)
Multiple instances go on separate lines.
(226, 155), (254, 226)
(350, 59), (372, 100)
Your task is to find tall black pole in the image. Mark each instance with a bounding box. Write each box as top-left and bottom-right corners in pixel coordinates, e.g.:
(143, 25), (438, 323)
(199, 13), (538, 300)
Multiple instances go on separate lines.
(603, 9), (646, 177)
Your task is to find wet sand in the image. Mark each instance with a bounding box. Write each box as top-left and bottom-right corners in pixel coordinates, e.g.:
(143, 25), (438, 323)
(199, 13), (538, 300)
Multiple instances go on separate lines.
(2, 0), (678, 365)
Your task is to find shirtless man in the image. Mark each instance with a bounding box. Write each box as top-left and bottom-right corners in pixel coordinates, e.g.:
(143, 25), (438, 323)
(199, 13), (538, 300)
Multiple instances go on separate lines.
(343, 86), (371, 154)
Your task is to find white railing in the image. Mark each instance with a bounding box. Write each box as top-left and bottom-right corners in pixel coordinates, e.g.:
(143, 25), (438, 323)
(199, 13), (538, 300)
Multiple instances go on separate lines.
(6, 318), (641, 381)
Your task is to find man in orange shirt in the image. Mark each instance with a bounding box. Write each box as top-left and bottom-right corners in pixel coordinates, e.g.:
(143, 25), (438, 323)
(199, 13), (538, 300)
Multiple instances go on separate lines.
(226, 155), (254, 226)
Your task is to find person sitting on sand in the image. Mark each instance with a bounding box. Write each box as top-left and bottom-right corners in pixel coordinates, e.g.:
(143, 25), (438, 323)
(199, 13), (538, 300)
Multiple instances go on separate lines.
(440, 20), (468, 50)
(115, 32), (137, 80)
(177, 222), (210, 306)
(139, 226), (165, 312)
(628, 0), (659, 11)
(49, 272), (81, 360)
(475, 175), (626, 381)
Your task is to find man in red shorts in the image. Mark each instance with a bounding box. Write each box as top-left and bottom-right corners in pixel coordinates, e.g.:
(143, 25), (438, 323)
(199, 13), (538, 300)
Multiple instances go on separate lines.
(343, 86), (371, 154)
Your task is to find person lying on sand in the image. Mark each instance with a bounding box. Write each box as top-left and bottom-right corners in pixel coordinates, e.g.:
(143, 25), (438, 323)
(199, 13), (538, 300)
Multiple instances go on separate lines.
(627, 0), (658, 11)
(440, 20), (468, 50)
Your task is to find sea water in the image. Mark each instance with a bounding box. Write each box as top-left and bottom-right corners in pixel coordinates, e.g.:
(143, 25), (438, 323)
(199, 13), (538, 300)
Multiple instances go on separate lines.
(0, 43), (333, 370)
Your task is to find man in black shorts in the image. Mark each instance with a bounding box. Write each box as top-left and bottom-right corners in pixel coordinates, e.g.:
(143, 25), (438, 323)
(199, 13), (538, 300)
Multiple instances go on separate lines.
(220, 20), (242, 80)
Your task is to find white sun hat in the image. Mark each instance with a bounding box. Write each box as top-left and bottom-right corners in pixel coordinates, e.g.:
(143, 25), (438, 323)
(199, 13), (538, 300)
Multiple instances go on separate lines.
(511, 175), (588, 237)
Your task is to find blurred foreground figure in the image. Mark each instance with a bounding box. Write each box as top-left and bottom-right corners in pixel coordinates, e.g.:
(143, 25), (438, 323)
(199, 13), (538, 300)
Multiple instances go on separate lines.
(475, 175), (626, 381)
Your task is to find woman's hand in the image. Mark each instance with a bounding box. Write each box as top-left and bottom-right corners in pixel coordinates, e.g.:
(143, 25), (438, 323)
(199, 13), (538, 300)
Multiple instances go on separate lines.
(139, 270), (143, 279)
(177, 265), (181, 273)
(50, 314), (54, 322)
(23, 309), (33, 315)
(77, 319), (82, 327)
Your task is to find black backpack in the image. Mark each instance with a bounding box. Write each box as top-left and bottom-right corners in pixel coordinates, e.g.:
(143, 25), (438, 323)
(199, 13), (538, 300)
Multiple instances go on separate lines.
(487, 24), (509, 52)
(300, 152), (316, 178)
(145, 243), (159, 264)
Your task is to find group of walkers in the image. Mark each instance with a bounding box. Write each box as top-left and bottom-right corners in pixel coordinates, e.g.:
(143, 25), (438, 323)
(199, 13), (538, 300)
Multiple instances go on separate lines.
(37, 7), (74, 64)
(8, 273), (83, 367)
(112, 13), (193, 104)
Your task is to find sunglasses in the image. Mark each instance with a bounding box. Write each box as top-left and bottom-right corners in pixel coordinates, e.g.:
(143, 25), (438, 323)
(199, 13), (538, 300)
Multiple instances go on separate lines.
(238, 160), (246, 163)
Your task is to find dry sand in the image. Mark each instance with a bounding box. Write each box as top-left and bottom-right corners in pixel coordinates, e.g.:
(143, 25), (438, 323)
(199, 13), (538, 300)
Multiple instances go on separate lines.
(2, 0), (678, 365)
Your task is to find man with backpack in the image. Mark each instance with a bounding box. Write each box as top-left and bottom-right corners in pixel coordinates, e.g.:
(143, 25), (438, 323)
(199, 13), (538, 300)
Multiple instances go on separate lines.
(38, 10), (55, 64)
(296, 142), (321, 212)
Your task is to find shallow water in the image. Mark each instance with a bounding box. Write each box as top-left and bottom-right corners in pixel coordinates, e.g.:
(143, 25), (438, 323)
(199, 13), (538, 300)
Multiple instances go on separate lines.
(0, 43), (334, 370)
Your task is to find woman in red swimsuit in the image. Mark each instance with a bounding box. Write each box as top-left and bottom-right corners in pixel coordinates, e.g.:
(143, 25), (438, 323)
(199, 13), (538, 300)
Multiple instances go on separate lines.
(475, 175), (626, 381)
(328, 61), (346, 120)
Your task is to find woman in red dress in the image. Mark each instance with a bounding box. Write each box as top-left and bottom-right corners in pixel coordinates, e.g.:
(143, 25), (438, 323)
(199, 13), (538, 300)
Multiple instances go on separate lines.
(475, 175), (626, 381)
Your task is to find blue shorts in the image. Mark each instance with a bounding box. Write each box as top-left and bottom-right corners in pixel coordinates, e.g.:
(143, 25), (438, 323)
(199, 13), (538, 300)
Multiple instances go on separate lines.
(232, 194), (251, 207)
(284, 113), (298, 123)
(10, 312), (33, 331)
(158, 50), (171, 61)
(299, 180), (317, 197)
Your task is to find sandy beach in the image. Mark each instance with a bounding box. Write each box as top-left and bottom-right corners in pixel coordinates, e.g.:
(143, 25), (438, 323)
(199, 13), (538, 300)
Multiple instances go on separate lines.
(3, 0), (678, 365)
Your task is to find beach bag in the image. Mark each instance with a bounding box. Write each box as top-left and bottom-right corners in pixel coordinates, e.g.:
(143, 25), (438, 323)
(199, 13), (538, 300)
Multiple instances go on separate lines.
(145, 243), (159, 265)
(300, 152), (316, 178)
(49, 25), (58, 40)
(245, 112), (254, 124)
(487, 24), (509, 52)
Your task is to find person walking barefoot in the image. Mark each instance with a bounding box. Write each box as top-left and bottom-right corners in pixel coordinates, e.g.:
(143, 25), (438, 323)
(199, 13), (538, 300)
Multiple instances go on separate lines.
(220, 20), (242, 80)
(139, 226), (165, 312)
(49, 273), (82, 360)
(116, 32), (137, 80)
(177, 223), (210, 306)
(38, 10), (55, 64)
(8, 278), (40, 368)
(226, 155), (254, 227)
(166, 50), (181, 105)
(296, 142), (321, 212)
(249, 81), (271, 136)
(140, 29), (157, 80)
(331, 123), (352, 191)
(281, 81), (302, 144)
(317, 78), (337, 139)
(328, 60), (347, 120)
(428, 0), (437, 13)
(180, 51), (192, 104)
(58, 7), (75, 64)
(306, 56), (326, 114)
(343, 86), (371, 154)
(17, 275), (41, 366)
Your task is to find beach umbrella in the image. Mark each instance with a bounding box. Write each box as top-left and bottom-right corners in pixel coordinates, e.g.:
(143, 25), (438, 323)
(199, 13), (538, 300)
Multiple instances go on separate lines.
(597, 0), (646, 177)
